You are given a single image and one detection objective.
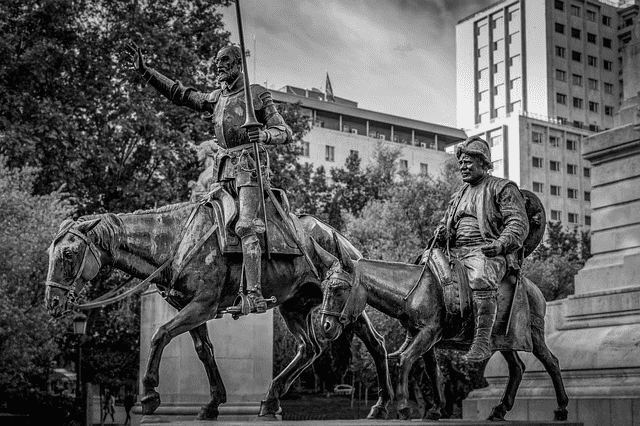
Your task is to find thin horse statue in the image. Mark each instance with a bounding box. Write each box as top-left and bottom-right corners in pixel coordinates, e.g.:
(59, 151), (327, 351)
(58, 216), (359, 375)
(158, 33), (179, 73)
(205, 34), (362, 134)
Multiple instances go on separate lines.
(44, 201), (393, 420)
(319, 238), (568, 422)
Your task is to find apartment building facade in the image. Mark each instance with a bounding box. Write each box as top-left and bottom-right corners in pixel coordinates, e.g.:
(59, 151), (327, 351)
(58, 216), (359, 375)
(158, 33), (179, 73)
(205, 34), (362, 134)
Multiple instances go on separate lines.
(456, 0), (639, 227)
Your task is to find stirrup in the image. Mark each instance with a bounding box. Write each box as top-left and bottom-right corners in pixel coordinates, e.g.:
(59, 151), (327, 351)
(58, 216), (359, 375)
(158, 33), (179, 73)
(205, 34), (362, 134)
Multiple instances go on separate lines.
(227, 292), (276, 316)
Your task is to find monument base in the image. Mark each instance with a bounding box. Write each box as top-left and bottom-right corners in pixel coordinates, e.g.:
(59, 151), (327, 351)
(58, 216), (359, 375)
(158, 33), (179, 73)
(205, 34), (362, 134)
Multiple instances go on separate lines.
(135, 418), (582, 426)
(134, 401), (261, 424)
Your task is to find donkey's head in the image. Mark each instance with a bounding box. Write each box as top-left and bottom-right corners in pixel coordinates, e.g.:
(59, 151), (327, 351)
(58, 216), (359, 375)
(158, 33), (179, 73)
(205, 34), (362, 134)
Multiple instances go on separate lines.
(319, 232), (361, 341)
(45, 218), (102, 319)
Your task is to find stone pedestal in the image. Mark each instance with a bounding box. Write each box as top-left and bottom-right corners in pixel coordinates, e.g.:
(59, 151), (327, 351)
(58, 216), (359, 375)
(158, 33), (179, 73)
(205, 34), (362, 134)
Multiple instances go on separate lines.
(134, 288), (273, 423)
(463, 122), (640, 426)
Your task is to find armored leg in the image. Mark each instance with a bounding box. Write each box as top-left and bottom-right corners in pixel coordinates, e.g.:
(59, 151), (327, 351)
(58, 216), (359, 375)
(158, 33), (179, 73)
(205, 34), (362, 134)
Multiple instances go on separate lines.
(463, 290), (497, 362)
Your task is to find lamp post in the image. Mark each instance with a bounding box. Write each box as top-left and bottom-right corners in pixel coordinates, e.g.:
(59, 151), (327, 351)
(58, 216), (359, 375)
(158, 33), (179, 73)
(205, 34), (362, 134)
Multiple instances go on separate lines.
(72, 313), (87, 426)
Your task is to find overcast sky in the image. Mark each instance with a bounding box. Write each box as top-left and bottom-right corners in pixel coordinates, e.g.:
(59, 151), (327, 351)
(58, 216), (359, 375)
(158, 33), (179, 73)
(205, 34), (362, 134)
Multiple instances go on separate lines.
(220, 0), (496, 128)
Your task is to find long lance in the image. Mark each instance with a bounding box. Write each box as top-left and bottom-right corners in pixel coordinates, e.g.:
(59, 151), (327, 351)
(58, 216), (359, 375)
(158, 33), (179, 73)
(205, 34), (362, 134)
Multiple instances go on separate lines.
(234, 0), (270, 259)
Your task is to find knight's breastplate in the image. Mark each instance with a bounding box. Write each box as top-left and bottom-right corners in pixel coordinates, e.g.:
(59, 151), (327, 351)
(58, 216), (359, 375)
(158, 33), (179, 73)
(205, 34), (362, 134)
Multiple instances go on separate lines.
(212, 90), (252, 149)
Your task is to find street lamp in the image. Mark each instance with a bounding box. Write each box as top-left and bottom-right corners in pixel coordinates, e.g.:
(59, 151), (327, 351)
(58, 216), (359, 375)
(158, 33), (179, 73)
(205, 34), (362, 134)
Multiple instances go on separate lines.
(72, 313), (87, 426)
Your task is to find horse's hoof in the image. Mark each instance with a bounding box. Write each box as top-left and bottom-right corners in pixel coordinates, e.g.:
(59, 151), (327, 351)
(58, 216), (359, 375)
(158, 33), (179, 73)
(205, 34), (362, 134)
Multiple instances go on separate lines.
(256, 413), (281, 421)
(554, 408), (568, 421)
(398, 406), (412, 420)
(258, 399), (281, 419)
(487, 406), (507, 421)
(197, 405), (219, 420)
(424, 409), (441, 421)
(141, 391), (161, 415)
(366, 404), (388, 419)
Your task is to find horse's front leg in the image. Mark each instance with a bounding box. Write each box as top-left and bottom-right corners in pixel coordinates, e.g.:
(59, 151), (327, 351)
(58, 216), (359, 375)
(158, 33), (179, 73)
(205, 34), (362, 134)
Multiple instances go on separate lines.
(260, 300), (320, 420)
(395, 327), (438, 421)
(189, 323), (227, 420)
(141, 299), (214, 415)
(352, 312), (393, 419)
(421, 348), (444, 420)
(486, 351), (525, 421)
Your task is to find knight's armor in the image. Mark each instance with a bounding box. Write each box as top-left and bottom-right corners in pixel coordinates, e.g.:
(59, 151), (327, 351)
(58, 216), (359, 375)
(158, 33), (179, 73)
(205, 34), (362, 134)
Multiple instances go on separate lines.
(140, 65), (293, 313)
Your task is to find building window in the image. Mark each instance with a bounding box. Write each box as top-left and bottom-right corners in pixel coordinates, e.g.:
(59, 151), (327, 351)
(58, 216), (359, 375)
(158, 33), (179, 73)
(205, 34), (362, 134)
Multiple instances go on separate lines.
(568, 213), (579, 224)
(555, 23), (565, 34)
(603, 38), (612, 49)
(588, 78), (598, 90)
(478, 68), (487, 79)
(550, 136), (561, 147)
(570, 5), (581, 16)
(571, 28), (581, 39)
(573, 120), (584, 129)
(493, 40), (500, 51)
(556, 69), (566, 81)
(302, 141), (310, 157)
(550, 160), (561, 172)
(493, 62), (501, 73)
(589, 101), (599, 113)
(557, 116), (568, 125)
(604, 82), (614, 94)
(584, 191), (591, 201)
(490, 134), (503, 147)
(588, 55), (598, 67)
(567, 163), (578, 174)
(420, 163), (428, 174)
(532, 157), (543, 168)
(533, 182), (544, 193)
(532, 131), (544, 144)
(325, 145), (335, 162)
(587, 10), (596, 22)
(584, 167), (591, 177)
(572, 74), (583, 86)
(556, 46), (566, 58)
(572, 51), (582, 62)
(587, 33), (596, 44)
(585, 215), (591, 226)
(568, 188), (578, 199)
(551, 185), (562, 196)
(551, 210), (562, 221)
(508, 9), (519, 22)
(508, 55), (519, 67)
(557, 93), (567, 104)
(589, 124), (600, 132)
(602, 15), (611, 26)
(603, 60), (613, 71)
(573, 97), (583, 109)
(399, 159), (408, 171)
(566, 139), (578, 151)
(605, 105), (614, 116)
(555, 0), (564, 11)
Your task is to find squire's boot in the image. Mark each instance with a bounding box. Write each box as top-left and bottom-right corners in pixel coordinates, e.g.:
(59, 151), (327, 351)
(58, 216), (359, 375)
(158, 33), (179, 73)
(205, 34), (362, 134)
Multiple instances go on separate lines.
(387, 331), (413, 360)
(463, 290), (498, 362)
(242, 235), (267, 314)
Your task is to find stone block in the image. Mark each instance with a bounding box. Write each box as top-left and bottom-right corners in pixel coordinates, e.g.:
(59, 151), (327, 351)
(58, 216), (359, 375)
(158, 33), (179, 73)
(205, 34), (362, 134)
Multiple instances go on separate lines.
(591, 223), (640, 254)
(576, 399), (611, 426)
(611, 399), (633, 426)
(592, 199), (640, 232)
(590, 175), (640, 209)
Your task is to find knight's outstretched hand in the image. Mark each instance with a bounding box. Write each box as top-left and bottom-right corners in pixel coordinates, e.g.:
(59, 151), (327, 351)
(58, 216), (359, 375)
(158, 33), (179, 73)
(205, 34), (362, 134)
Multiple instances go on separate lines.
(124, 41), (146, 73)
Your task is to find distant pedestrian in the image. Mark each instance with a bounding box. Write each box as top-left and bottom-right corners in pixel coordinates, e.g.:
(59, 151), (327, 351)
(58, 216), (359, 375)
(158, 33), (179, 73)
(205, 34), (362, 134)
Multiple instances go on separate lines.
(124, 392), (135, 425)
(102, 390), (115, 424)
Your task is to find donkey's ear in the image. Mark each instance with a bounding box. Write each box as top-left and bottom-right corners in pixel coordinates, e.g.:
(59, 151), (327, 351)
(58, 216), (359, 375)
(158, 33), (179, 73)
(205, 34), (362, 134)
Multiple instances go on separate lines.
(76, 218), (101, 234)
(332, 232), (355, 274)
(312, 239), (337, 269)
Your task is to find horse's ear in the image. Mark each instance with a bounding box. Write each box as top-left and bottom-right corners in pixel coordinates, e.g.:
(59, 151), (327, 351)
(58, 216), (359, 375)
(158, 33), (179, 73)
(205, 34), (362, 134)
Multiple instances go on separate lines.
(312, 239), (337, 269)
(332, 232), (355, 274)
(76, 218), (101, 234)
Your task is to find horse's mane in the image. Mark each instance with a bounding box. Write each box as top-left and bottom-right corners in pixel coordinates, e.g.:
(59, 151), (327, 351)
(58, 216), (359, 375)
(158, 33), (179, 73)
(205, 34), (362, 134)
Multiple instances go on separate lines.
(130, 202), (194, 215)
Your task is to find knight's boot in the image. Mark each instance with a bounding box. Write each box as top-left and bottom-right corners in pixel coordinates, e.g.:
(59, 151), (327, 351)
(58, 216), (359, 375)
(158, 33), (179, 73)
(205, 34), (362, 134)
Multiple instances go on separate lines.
(387, 331), (413, 360)
(242, 235), (267, 314)
(463, 290), (497, 362)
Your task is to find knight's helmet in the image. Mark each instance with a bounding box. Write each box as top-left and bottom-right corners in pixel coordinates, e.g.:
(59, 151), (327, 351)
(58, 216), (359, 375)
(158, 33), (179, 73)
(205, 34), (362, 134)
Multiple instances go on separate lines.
(455, 135), (492, 167)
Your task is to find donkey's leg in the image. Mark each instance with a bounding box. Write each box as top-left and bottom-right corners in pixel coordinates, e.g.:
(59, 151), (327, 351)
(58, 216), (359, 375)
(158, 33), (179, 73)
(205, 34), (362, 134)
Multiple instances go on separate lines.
(531, 317), (569, 421)
(141, 300), (214, 415)
(395, 328), (439, 420)
(421, 348), (444, 420)
(352, 312), (394, 419)
(260, 300), (321, 419)
(189, 323), (227, 420)
(487, 351), (525, 421)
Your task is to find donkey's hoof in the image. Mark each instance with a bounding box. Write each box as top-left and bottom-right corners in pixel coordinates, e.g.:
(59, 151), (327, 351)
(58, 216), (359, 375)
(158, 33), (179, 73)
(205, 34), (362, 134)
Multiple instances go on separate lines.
(424, 408), (442, 421)
(367, 404), (388, 419)
(398, 406), (412, 420)
(258, 399), (282, 420)
(554, 408), (568, 421)
(141, 391), (161, 415)
(197, 405), (219, 420)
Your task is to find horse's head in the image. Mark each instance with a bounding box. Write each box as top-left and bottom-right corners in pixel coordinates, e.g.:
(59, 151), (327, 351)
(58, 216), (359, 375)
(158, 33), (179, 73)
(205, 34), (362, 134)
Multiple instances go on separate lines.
(319, 233), (359, 341)
(45, 218), (103, 319)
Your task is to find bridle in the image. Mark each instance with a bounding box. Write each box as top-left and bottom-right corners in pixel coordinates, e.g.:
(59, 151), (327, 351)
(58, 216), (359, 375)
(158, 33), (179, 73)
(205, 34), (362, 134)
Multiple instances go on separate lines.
(46, 227), (102, 302)
(319, 266), (358, 325)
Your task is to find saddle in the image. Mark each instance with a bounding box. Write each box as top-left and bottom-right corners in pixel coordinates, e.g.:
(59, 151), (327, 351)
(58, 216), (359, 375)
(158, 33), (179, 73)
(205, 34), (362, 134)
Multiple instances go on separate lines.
(202, 184), (302, 257)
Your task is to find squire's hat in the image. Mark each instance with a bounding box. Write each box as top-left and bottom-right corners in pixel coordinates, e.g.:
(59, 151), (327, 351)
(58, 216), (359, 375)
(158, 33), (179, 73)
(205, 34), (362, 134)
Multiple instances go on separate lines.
(455, 135), (491, 164)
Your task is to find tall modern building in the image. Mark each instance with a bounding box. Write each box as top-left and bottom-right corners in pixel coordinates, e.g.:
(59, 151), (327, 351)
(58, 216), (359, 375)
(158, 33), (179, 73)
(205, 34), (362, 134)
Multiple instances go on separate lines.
(271, 86), (466, 179)
(456, 0), (639, 227)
